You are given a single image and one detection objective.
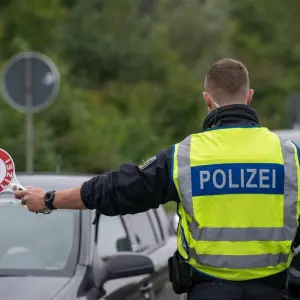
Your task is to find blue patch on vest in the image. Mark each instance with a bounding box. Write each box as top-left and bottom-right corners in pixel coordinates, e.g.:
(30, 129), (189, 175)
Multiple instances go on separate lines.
(191, 163), (284, 196)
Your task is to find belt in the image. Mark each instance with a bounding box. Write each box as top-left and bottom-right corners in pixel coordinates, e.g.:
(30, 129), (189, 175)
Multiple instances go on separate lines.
(191, 269), (287, 289)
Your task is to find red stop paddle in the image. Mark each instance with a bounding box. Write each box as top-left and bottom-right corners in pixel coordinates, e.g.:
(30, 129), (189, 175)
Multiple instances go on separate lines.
(0, 149), (26, 205)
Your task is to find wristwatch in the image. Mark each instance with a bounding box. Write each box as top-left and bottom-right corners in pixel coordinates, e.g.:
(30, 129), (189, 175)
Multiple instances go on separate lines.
(44, 190), (57, 211)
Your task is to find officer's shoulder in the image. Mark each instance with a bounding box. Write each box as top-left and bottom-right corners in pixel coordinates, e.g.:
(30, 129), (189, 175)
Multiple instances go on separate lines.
(139, 155), (158, 170)
(174, 133), (201, 146)
(139, 147), (173, 170)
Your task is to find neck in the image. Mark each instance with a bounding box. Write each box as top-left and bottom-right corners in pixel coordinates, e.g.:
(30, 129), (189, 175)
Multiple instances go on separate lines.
(213, 100), (248, 109)
(203, 104), (259, 130)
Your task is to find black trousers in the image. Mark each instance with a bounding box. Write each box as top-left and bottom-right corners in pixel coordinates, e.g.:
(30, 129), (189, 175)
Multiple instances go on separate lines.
(187, 281), (290, 300)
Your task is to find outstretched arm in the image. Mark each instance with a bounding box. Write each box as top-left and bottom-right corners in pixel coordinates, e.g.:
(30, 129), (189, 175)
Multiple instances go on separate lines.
(80, 147), (179, 215)
(14, 147), (179, 215)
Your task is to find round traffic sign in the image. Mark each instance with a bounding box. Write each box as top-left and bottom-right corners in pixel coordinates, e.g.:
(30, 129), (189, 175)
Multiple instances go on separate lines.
(1, 51), (60, 113)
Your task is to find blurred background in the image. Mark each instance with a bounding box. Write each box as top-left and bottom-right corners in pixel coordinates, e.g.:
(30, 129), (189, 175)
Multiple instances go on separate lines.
(0, 0), (299, 176)
(1, 2), (300, 298)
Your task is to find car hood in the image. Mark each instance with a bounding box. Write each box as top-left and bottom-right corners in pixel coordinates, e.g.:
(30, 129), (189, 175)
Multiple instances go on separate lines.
(0, 276), (70, 300)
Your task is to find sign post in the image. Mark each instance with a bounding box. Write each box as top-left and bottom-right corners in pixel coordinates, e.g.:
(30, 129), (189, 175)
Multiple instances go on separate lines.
(1, 52), (60, 173)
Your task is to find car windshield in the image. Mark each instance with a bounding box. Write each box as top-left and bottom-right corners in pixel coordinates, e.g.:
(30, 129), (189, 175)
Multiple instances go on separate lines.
(0, 193), (79, 276)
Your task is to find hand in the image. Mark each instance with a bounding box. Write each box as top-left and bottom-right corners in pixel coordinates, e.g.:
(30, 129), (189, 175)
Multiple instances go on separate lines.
(14, 186), (46, 213)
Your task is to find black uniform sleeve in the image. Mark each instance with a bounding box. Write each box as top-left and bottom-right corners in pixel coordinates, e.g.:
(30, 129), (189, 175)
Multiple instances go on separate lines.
(80, 147), (179, 216)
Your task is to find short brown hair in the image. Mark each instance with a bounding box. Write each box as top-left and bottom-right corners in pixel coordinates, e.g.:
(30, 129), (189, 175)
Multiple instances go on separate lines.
(204, 58), (249, 103)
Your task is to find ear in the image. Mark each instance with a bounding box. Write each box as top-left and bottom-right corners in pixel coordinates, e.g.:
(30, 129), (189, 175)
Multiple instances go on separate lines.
(247, 89), (254, 104)
(202, 91), (212, 109)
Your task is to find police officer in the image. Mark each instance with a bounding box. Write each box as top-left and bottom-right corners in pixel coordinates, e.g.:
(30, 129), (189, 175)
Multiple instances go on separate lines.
(15, 58), (299, 300)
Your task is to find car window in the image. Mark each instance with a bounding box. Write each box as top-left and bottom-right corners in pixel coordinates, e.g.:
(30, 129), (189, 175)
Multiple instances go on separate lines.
(148, 210), (163, 242)
(127, 212), (157, 249)
(0, 200), (78, 275)
(155, 206), (171, 239)
(97, 215), (132, 258)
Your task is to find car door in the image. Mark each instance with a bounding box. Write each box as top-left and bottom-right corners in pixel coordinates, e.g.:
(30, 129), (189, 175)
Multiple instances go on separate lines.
(149, 208), (180, 300)
(125, 208), (178, 300)
(95, 214), (150, 300)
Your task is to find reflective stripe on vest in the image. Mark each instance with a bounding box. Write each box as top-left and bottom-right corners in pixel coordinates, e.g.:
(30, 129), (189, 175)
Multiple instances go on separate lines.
(177, 135), (298, 269)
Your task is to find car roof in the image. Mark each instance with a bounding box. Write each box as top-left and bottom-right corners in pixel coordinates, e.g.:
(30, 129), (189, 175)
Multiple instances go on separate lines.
(15, 174), (93, 190)
(273, 129), (300, 145)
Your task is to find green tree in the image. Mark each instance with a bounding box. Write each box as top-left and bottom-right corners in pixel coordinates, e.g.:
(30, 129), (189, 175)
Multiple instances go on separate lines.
(230, 0), (300, 128)
(0, 0), (263, 175)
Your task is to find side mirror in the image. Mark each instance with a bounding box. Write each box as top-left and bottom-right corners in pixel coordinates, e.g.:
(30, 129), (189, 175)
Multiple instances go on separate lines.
(91, 251), (155, 289)
(105, 252), (155, 281)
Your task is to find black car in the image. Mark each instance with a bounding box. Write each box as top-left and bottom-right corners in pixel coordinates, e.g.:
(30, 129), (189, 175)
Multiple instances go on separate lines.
(0, 174), (178, 300)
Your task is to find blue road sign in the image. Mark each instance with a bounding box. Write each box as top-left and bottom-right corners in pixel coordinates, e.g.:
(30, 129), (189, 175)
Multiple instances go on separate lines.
(1, 51), (60, 113)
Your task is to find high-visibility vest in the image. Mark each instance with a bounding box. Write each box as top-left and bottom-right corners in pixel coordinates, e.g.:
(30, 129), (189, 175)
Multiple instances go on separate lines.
(172, 126), (300, 281)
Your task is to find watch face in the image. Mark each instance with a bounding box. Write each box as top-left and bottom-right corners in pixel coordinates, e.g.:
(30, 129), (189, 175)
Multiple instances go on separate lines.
(44, 191), (56, 210)
(45, 193), (51, 202)
(45, 191), (54, 201)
